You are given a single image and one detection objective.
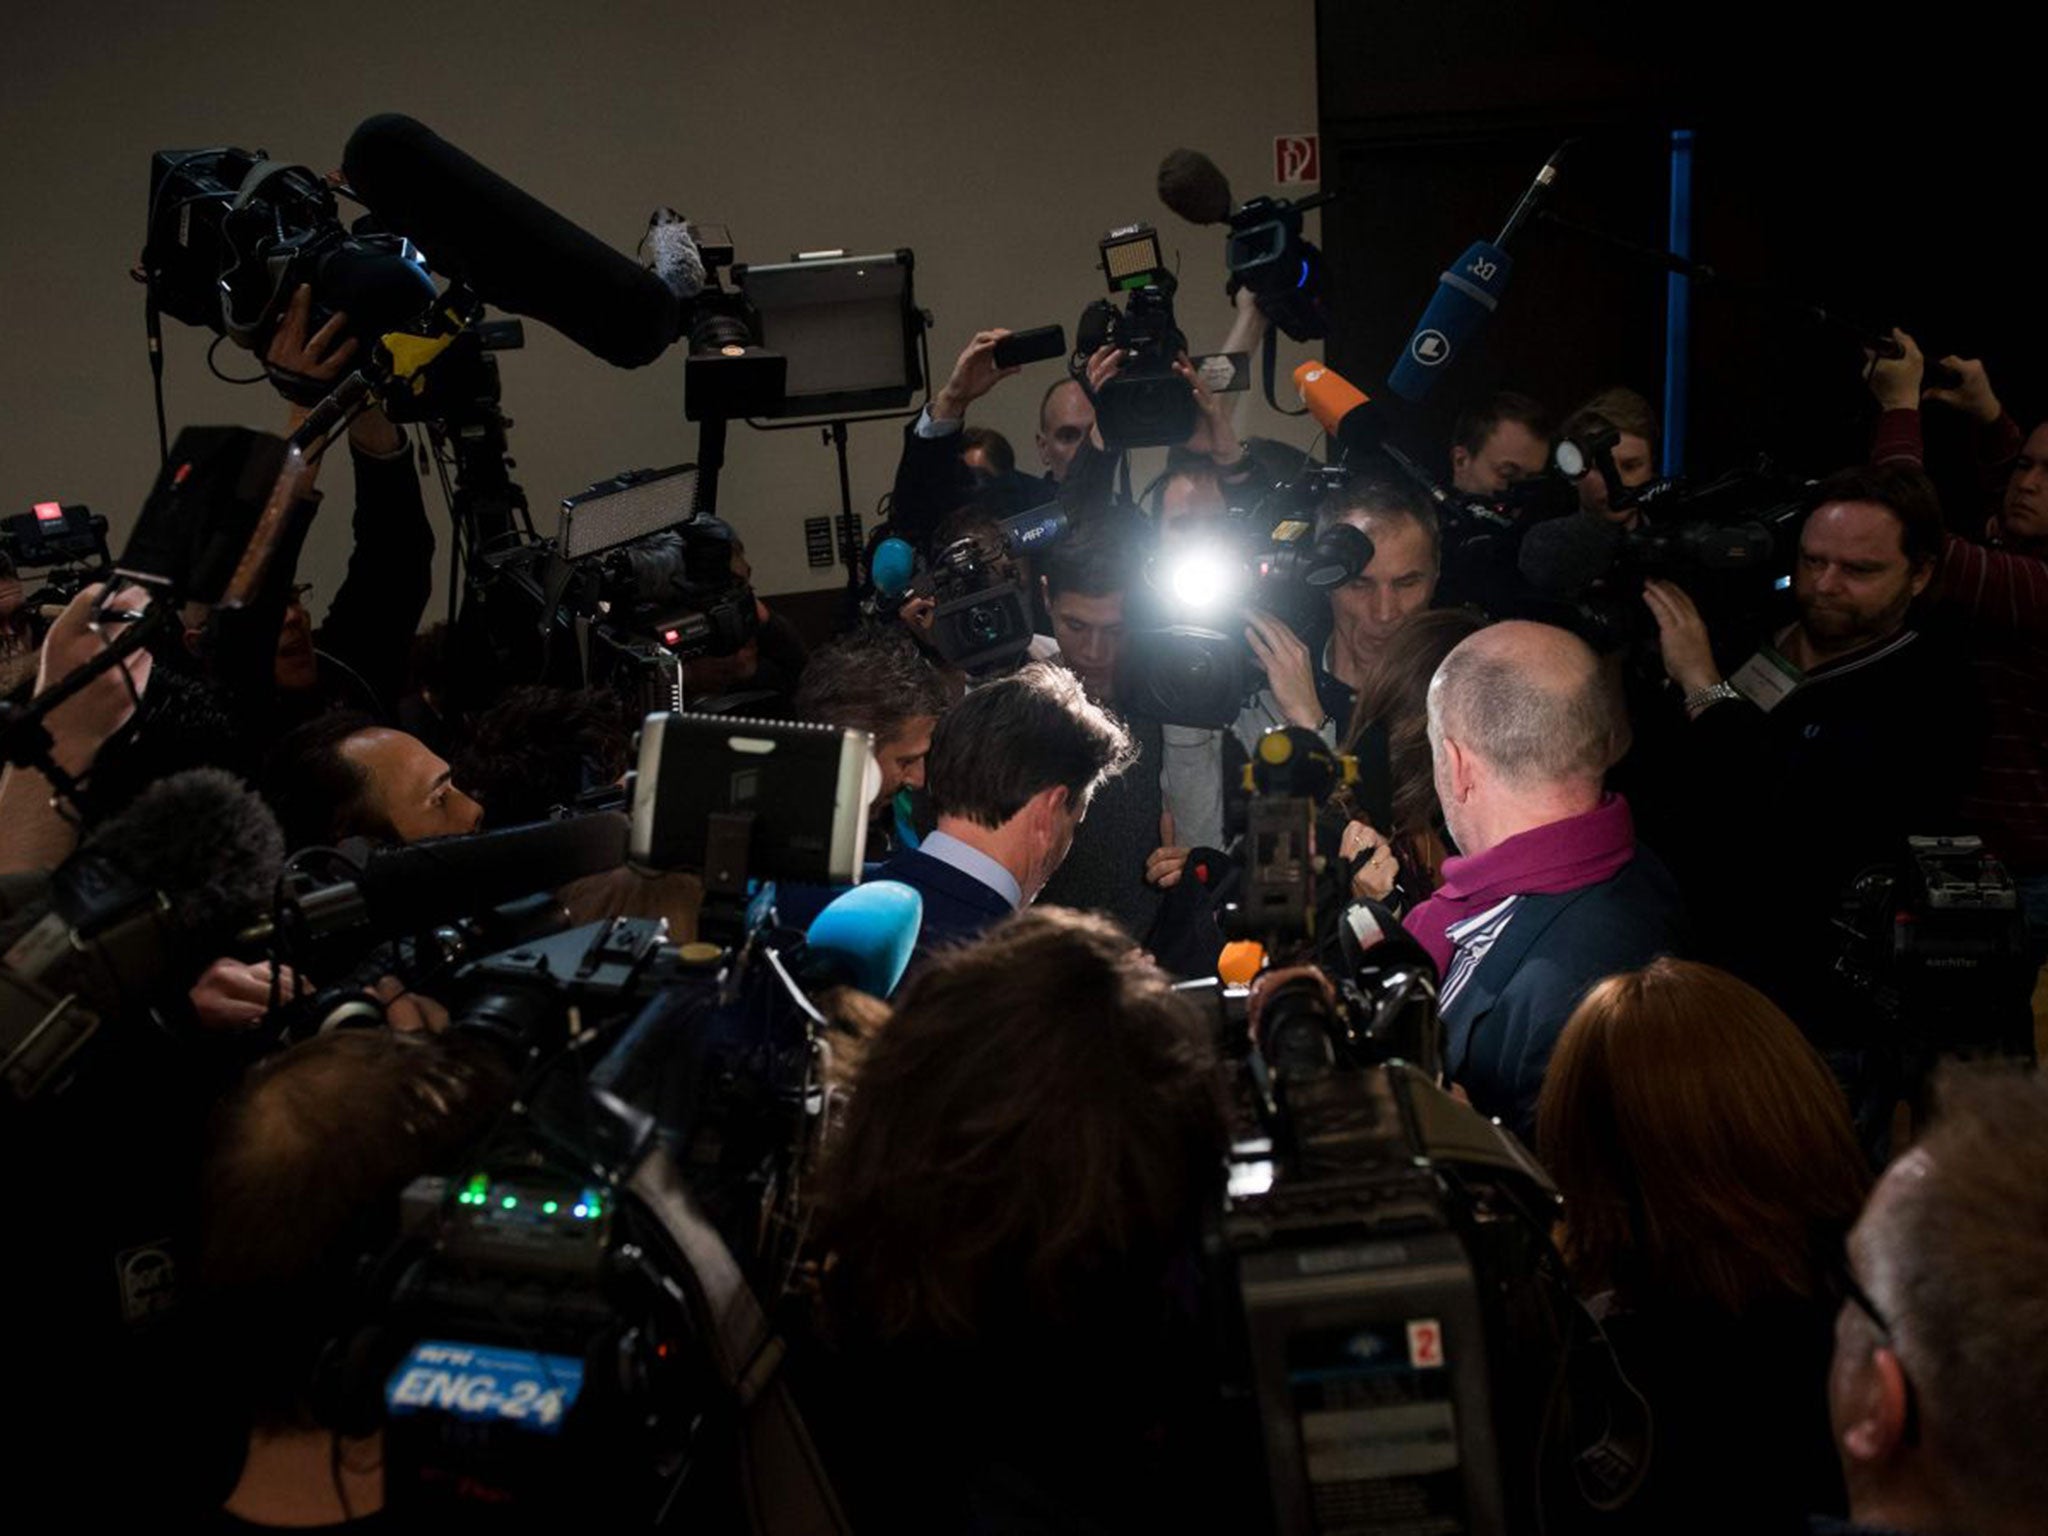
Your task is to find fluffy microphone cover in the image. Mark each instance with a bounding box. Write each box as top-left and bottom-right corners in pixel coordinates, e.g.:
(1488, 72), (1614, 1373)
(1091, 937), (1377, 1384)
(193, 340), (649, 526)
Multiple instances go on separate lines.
(79, 767), (287, 942)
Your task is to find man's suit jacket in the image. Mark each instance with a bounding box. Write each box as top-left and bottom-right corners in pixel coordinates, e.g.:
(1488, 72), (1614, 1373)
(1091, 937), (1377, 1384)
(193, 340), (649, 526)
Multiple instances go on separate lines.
(873, 845), (1016, 975)
(1443, 851), (1686, 1145)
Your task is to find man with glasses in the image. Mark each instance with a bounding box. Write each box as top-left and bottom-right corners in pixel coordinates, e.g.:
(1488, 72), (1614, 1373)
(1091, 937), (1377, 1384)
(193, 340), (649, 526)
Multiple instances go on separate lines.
(1822, 1066), (2048, 1536)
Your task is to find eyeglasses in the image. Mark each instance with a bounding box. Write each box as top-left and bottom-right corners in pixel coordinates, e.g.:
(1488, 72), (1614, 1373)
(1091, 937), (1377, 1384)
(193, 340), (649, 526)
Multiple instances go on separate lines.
(1826, 1254), (1921, 1446)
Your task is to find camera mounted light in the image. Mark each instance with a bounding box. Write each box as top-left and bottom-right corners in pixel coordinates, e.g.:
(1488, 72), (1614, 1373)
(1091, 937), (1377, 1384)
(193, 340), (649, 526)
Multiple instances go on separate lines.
(1161, 541), (1244, 616)
(1100, 223), (1168, 293)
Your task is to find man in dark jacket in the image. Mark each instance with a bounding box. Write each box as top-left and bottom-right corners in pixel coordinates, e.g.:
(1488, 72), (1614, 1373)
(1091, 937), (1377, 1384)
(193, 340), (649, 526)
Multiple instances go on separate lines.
(1641, 464), (1987, 1148)
(875, 660), (1135, 974)
(1406, 620), (1684, 1142)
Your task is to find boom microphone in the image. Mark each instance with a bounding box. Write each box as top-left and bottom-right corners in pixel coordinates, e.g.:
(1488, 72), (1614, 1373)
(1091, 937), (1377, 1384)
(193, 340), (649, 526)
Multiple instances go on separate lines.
(342, 114), (682, 369)
(1157, 148), (1235, 226)
(254, 812), (630, 944)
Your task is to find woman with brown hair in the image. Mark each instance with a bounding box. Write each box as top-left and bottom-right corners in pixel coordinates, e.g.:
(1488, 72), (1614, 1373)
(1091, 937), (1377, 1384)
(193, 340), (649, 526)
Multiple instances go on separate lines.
(1329, 607), (1486, 913)
(804, 906), (1232, 1531)
(1538, 958), (1872, 1532)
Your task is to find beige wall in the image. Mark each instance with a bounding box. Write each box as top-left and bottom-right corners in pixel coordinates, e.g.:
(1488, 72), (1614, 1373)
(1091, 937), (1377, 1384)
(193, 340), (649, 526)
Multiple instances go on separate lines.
(0, 0), (1320, 605)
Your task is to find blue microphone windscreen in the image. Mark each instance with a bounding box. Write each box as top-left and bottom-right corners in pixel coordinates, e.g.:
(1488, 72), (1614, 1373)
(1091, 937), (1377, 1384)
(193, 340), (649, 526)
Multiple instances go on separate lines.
(1387, 241), (1512, 405)
(806, 879), (925, 997)
(872, 538), (917, 600)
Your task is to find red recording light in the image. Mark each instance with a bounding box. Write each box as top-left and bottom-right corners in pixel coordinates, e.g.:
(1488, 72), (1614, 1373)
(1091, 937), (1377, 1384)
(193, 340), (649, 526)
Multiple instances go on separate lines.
(173, 462), (193, 486)
(32, 501), (62, 521)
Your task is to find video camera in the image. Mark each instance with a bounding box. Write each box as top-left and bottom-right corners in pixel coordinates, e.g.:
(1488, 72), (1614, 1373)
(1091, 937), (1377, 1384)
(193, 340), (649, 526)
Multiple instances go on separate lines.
(1519, 451), (1810, 653)
(1120, 483), (1371, 729)
(1171, 841), (1595, 1532)
(141, 146), (441, 356)
(248, 713), (884, 1525)
(907, 500), (1071, 676)
(1837, 834), (2037, 1066)
(0, 503), (113, 621)
(1076, 223), (1196, 450)
(460, 463), (762, 715)
(1224, 193), (1332, 344)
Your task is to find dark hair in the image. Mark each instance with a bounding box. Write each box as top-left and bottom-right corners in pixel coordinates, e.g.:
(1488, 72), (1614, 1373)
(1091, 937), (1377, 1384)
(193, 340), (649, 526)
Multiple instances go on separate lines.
(1452, 391), (1551, 457)
(456, 686), (631, 826)
(1867, 1064), (2048, 1520)
(1042, 516), (1137, 601)
(959, 425), (1016, 478)
(1561, 386), (1660, 453)
(1340, 608), (1486, 844)
(819, 906), (1226, 1343)
(198, 1030), (510, 1428)
(1538, 959), (1869, 1313)
(792, 624), (955, 747)
(925, 661), (1135, 828)
(1316, 473), (1441, 565)
(1804, 462), (1945, 569)
(261, 709), (388, 850)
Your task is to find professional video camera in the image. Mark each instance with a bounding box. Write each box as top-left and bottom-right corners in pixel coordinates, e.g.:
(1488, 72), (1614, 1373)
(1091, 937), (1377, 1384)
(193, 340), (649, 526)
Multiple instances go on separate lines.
(1837, 834), (2037, 1067)
(245, 713), (892, 1527)
(1120, 477), (1371, 729)
(1518, 451), (1809, 652)
(895, 499), (1071, 676)
(1224, 193), (1331, 344)
(141, 146), (441, 356)
(1156, 148), (1333, 347)
(0, 502), (113, 624)
(1075, 223), (1196, 450)
(1166, 767), (1615, 1532)
(457, 463), (762, 714)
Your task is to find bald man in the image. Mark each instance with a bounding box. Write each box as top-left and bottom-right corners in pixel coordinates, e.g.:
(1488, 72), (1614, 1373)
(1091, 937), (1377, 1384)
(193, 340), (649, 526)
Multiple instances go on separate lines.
(1406, 620), (1685, 1140)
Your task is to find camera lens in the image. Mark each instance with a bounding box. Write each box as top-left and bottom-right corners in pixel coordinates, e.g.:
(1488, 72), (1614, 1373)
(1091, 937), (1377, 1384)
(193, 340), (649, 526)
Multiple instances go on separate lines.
(966, 604), (1004, 645)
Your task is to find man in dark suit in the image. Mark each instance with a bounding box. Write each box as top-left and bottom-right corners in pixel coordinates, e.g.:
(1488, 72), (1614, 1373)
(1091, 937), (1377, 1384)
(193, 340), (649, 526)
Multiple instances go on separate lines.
(876, 660), (1135, 974)
(889, 329), (1093, 547)
(1404, 620), (1685, 1142)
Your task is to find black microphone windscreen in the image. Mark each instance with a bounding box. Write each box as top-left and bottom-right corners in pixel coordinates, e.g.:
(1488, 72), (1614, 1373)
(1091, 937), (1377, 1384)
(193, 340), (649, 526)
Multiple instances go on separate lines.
(1517, 512), (1622, 597)
(354, 812), (629, 934)
(1158, 148), (1234, 226)
(343, 114), (681, 369)
(73, 767), (287, 944)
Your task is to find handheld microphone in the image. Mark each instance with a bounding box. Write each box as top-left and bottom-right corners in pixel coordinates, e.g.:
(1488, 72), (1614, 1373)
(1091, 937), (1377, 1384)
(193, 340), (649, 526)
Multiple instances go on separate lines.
(1386, 142), (1569, 405)
(1157, 148), (1235, 226)
(802, 880), (924, 997)
(1292, 359), (1382, 458)
(342, 114), (683, 369)
(998, 500), (1068, 556)
(249, 812), (630, 945)
(1387, 241), (1512, 404)
(870, 537), (918, 601)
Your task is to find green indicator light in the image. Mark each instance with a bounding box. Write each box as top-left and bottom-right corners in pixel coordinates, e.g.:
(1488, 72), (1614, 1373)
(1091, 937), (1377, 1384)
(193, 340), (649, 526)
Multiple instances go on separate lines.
(501, 1196), (518, 1210)
(542, 1201), (559, 1215)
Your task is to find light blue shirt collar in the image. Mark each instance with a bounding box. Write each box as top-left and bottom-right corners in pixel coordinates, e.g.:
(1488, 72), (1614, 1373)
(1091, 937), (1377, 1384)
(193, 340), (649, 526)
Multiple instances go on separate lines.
(918, 829), (1023, 910)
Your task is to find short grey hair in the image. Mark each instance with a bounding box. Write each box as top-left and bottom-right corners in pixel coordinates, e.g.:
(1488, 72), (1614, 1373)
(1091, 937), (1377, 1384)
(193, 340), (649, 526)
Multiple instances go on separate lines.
(1427, 636), (1614, 787)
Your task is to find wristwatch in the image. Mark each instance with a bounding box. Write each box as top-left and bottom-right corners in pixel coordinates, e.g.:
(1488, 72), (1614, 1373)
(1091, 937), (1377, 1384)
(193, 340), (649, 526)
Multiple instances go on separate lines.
(1682, 680), (1740, 715)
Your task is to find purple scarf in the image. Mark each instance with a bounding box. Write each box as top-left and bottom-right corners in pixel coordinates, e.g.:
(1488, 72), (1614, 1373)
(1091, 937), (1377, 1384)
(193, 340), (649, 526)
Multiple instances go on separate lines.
(1406, 795), (1638, 972)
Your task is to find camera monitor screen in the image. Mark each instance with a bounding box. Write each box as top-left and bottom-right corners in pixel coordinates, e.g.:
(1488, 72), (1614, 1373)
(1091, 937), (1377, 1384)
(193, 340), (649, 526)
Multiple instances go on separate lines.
(629, 713), (876, 887)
